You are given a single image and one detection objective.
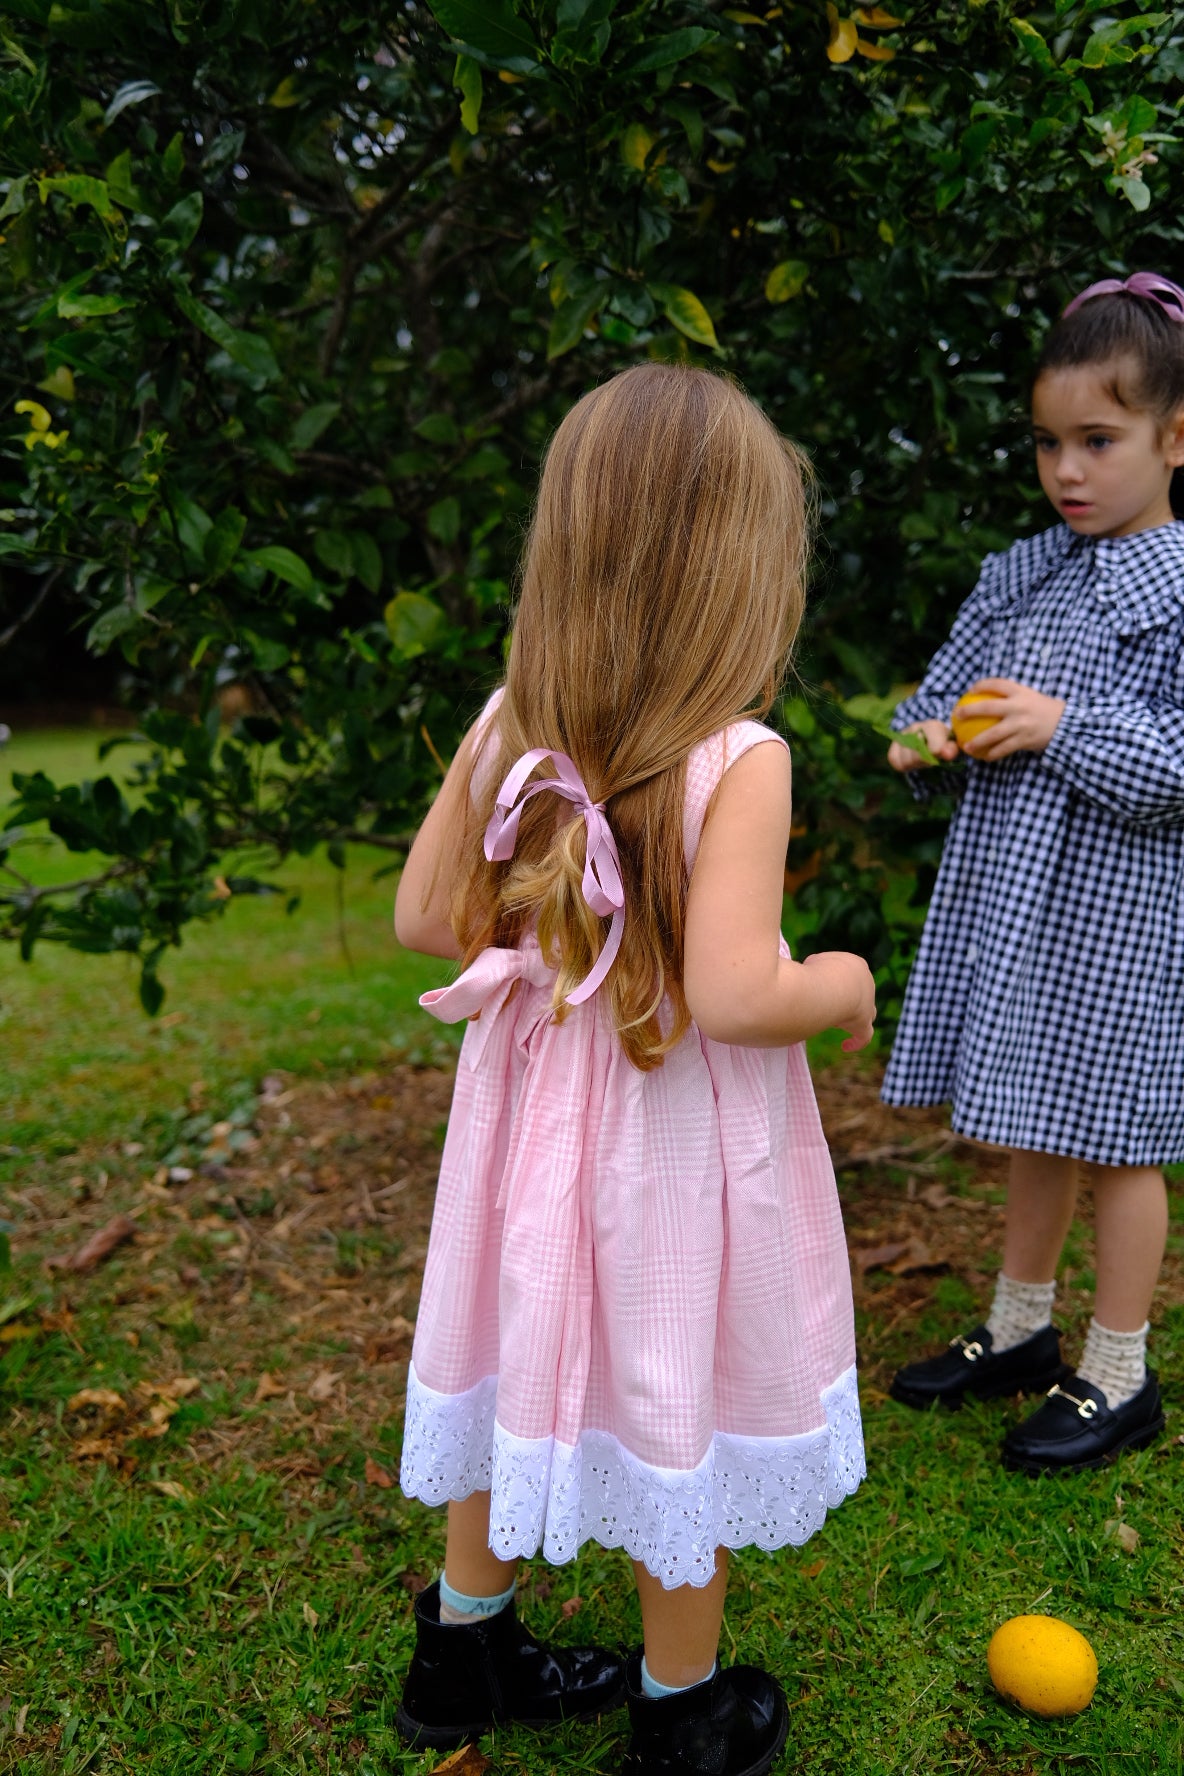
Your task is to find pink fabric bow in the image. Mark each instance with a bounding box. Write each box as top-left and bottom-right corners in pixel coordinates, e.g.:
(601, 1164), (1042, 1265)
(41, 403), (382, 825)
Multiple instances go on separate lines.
(1063, 271), (1184, 323)
(484, 748), (625, 1005)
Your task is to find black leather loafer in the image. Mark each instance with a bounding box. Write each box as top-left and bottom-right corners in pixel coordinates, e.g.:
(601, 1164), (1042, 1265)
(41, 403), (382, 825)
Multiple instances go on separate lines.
(395, 1580), (625, 1750)
(622, 1651), (789, 1776)
(1002, 1370), (1165, 1475)
(890, 1323), (1071, 1410)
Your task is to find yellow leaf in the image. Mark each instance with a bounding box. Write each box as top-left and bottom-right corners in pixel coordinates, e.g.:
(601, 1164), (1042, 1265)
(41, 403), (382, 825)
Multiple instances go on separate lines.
(857, 5), (903, 23)
(497, 69), (524, 83)
(267, 75), (301, 107)
(765, 259), (809, 302)
(826, 6), (858, 61)
(621, 123), (656, 171)
(303, 1601), (319, 1629)
(723, 8), (766, 20)
(37, 365), (76, 402)
(856, 36), (895, 58)
(878, 219), (896, 245)
(660, 286), (719, 350)
(706, 158), (735, 174)
(15, 399), (51, 431)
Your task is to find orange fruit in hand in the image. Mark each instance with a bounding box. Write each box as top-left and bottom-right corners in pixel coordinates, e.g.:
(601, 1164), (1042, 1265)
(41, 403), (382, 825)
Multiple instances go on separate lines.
(950, 690), (1003, 748)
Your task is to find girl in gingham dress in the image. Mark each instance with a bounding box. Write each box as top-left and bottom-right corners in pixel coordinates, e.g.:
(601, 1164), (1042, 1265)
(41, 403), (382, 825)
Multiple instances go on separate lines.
(883, 272), (1184, 1476)
(392, 366), (874, 1774)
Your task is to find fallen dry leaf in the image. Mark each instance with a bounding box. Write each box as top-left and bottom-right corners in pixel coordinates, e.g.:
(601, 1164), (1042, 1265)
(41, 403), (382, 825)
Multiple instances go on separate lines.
(164, 1376), (201, 1398)
(919, 1185), (954, 1210)
(265, 1453), (322, 1478)
(363, 1336), (405, 1365)
(1104, 1519), (1140, 1554)
(73, 1436), (123, 1460)
(151, 1479), (195, 1503)
(47, 1214), (137, 1273)
(853, 1240), (911, 1274)
(560, 1596), (582, 1619)
(254, 1371), (287, 1402)
(67, 1387), (125, 1412)
(432, 1746), (491, 1776)
(303, 1601), (319, 1629)
(884, 1240), (948, 1276)
(307, 1368), (342, 1402)
(364, 1455), (395, 1489)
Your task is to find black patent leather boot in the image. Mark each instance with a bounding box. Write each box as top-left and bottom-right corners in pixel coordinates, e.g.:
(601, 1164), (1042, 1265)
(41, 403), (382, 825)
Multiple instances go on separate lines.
(622, 1651), (790, 1775)
(395, 1580), (626, 1750)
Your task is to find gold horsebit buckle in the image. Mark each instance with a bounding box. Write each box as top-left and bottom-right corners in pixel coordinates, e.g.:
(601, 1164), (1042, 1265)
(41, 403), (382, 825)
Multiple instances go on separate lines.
(950, 1340), (1099, 1418)
(1047, 1383), (1099, 1419)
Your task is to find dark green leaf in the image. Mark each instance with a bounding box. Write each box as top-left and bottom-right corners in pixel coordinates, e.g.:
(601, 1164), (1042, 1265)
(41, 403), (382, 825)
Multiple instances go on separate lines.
(158, 191), (204, 250)
(621, 28), (718, 74)
(428, 0), (537, 64)
(203, 506), (246, 578)
(385, 591), (447, 658)
(139, 966), (166, 1016)
(241, 546), (314, 591)
(290, 401), (341, 450)
(547, 287), (604, 359)
(426, 497), (462, 545)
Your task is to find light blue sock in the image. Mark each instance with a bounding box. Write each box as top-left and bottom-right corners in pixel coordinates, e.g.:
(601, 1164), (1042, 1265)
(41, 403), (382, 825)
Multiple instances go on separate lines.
(640, 1656), (717, 1698)
(438, 1573), (516, 1624)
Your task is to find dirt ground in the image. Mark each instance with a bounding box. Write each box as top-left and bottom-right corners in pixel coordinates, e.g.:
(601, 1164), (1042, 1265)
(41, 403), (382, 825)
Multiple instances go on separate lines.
(16, 1053), (1181, 1483)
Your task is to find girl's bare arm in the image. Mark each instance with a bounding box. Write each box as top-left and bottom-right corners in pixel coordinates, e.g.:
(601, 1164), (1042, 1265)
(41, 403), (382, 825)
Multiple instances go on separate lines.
(684, 742), (875, 1050)
(394, 728), (483, 960)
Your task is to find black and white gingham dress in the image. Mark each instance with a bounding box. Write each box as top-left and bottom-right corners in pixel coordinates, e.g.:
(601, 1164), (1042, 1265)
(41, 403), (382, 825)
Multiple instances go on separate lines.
(881, 520), (1184, 1166)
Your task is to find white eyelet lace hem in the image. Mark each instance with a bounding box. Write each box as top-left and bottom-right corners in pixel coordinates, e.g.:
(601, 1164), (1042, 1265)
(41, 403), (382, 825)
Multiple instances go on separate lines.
(400, 1362), (865, 1589)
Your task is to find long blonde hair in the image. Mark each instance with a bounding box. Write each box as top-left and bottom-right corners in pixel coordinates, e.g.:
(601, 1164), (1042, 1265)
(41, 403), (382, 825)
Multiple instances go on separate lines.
(452, 364), (812, 1069)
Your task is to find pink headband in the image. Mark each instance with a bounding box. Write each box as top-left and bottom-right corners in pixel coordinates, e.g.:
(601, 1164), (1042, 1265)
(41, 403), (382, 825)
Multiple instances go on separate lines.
(1063, 271), (1184, 323)
(484, 748), (624, 1006)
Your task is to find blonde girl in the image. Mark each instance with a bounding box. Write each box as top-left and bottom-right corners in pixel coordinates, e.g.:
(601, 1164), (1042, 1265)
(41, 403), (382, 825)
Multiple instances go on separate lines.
(393, 365), (875, 1774)
(884, 272), (1184, 1475)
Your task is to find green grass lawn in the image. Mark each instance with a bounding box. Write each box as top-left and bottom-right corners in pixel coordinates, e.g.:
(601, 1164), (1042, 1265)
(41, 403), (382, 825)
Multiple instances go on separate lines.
(2, 728), (455, 1171)
(2, 729), (1183, 1776)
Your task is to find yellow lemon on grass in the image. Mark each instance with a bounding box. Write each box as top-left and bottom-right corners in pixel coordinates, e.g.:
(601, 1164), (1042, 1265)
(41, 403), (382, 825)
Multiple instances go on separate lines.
(950, 691), (1004, 748)
(987, 1615), (1098, 1717)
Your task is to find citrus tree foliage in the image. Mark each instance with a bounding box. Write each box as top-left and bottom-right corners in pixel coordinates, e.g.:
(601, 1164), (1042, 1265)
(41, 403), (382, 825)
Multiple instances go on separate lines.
(1, 0), (1180, 1013)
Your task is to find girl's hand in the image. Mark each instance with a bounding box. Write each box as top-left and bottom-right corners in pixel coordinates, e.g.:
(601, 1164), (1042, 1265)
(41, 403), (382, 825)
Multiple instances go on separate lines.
(957, 678), (1066, 760)
(801, 951), (877, 1052)
(887, 720), (959, 773)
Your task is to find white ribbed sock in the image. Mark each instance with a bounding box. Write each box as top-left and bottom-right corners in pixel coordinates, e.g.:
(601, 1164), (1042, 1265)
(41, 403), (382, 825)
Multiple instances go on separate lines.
(985, 1273), (1056, 1353)
(1076, 1319), (1148, 1410)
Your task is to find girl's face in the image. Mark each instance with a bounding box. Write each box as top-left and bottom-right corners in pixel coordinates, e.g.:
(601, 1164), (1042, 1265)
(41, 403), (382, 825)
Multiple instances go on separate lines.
(1031, 361), (1184, 538)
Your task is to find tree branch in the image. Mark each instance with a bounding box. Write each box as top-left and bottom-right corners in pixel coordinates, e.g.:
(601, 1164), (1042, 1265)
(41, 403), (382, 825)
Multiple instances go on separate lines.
(0, 570), (60, 651)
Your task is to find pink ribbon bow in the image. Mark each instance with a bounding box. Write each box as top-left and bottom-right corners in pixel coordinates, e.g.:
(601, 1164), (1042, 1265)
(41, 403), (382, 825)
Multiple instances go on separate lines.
(1063, 271), (1184, 324)
(484, 748), (625, 1006)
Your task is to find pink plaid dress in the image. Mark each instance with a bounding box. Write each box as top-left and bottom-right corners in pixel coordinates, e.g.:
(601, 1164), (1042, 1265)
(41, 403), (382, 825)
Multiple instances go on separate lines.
(399, 715), (865, 1588)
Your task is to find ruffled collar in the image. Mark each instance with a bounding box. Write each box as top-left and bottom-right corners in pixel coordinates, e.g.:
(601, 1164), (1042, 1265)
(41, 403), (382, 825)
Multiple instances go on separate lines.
(1079, 521), (1184, 634)
(1015, 521), (1184, 635)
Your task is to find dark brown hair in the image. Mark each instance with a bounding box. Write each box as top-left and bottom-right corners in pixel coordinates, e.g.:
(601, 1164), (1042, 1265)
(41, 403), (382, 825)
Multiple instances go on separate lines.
(1036, 290), (1184, 514)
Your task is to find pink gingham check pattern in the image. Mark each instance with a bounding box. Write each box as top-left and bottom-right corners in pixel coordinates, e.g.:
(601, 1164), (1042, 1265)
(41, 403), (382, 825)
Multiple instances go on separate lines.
(401, 710), (864, 1583)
